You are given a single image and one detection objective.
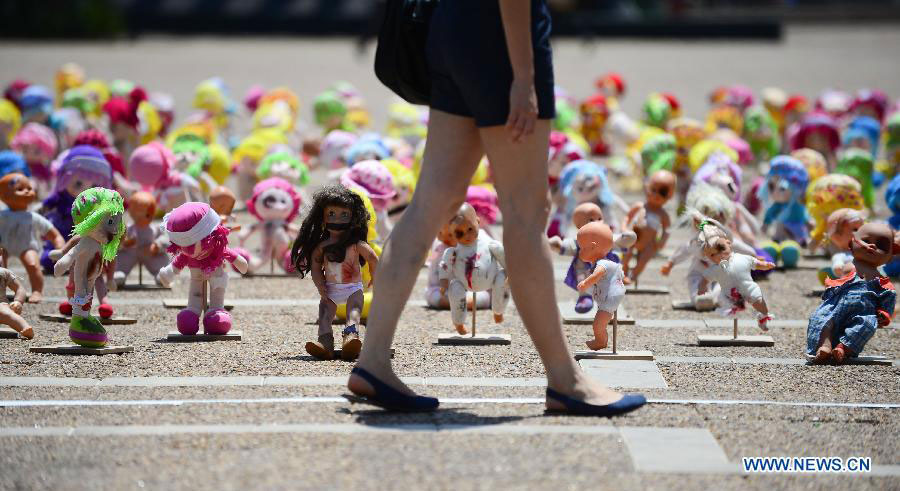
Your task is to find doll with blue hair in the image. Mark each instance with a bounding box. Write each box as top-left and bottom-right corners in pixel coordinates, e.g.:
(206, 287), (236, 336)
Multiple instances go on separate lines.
(0, 150), (30, 180)
(759, 155), (810, 269)
(883, 175), (900, 277)
(557, 159), (628, 237)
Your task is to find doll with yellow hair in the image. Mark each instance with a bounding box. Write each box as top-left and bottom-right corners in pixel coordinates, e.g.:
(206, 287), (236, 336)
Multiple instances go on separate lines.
(806, 174), (865, 253)
(0, 99), (21, 150)
(232, 129), (287, 201)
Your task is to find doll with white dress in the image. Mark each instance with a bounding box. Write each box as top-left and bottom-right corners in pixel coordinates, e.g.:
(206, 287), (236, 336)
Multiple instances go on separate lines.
(575, 221), (626, 350)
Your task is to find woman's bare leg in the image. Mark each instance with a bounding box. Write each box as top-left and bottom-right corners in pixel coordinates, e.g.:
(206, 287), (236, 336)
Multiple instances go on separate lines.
(479, 120), (624, 406)
(349, 110), (483, 396)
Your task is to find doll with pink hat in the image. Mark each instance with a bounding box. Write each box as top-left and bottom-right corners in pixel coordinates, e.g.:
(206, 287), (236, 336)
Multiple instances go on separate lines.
(129, 141), (201, 213)
(239, 177), (302, 274)
(340, 160), (397, 241)
(157, 202), (248, 335)
(789, 111), (840, 170)
(11, 122), (57, 195)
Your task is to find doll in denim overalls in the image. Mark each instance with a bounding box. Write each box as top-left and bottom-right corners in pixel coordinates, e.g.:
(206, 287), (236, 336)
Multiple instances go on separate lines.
(808, 222), (898, 364)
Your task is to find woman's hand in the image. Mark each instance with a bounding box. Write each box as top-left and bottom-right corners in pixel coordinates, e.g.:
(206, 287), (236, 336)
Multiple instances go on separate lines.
(506, 78), (538, 143)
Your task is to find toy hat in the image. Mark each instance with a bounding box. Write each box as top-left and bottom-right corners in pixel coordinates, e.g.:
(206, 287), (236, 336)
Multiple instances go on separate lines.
(260, 87), (299, 117)
(244, 84), (265, 112)
(790, 148), (827, 183)
(0, 99), (21, 143)
(129, 141), (175, 189)
(849, 89), (888, 122)
(247, 177), (302, 223)
(0, 150), (29, 178)
(835, 147), (875, 208)
(163, 202), (221, 247)
(11, 122), (58, 159)
(73, 129), (124, 177)
(4, 79), (31, 109)
(784, 95), (808, 113)
(55, 145), (112, 193)
(341, 159), (397, 201)
(815, 89), (850, 116)
(20, 85), (53, 119)
(790, 111), (840, 152)
(71, 187), (125, 262)
(725, 85), (754, 111)
(689, 139), (739, 173)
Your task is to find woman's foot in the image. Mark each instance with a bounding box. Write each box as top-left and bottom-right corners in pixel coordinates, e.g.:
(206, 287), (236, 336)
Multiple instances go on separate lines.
(348, 361), (415, 398)
(585, 339), (607, 351)
(545, 373), (628, 411)
(347, 364), (438, 412)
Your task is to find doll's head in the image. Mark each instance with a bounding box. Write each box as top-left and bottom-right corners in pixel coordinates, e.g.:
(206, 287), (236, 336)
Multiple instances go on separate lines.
(559, 160), (614, 215)
(696, 217), (733, 265)
(705, 105), (743, 135)
(340, 160), (397, 211)
(209, 186), (236, 216)
(247, 177), (301, 223)
(448, 203), (480, 247)
(849, 89), (888, 122)
(826, 209), (866, 250)
(129, 141), (176, 190)
(319, 130), (357, 169)
(790, 148), (827, 184)
(71, 187), (125, 262)
(640, 133), (676, 175)
(686, 182), (734, 226)
(596, 72), (625, 99)
(850, 222), (899, 268)
(55, 145), (112, 197)
(103, 88), (146, 143)
(0, 150), (29, 178)
(761, 87), (787, 128)
(842, 116), (881, 158)
(0, 173), (36, 211)
(163, 202), (231, 272)
(576, 222), (613, 263)
(693, 151), (742, 202)
(437, 221), (458, 248)
(0, 99), (21, 146)
(572, 202), (604, 229)
(51, 107), (88, 149)
(645, 170), (676, 208)
(743, 106), (777, 140)
(344, 138), (390, 166)
(383, 158), (416, 213)
(580, 93), (609, 133)
(642, 93), (674, 128)
(666, 118), (706, 169)
(171, 134), (211, 175)
(259, 87), (299, 121)
(127, 192), (157, 228)
(11, 122), (57, 164)
(313, 91), (348, 131)
(815, 89), (850, 118)
(257, 151), (310, 187)
(790, 112), (839, 155)
(806, 173), (864, 246)
(760, 156), (809, 206)
(834, 148), (874, 208)
(291, 185), (370, 278)
(688, 139), (739, 174)
(55, 63), (85, 102)
(20, 85), (53, 123)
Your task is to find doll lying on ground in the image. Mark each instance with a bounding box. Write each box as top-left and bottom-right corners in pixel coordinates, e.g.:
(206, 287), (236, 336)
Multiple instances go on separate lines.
(291, 185), (378, 361)
(239, 177), (301, 274)
(158, 202), (248, 335)
(425, 220), (490, 310)
(575, 221), (626, 350)
(816, 208), (866, 285)
(808, 222), (898, 364)
(550, 202), (635, 313)
(0, 244), (33, 339)
(0, 173), (64, 302)
(439, 203), (509, 335)
(52, 188), (125, 347)
(698, 218), (776, 330)
(621, 170), (676, 285)
(113, 192), (171, 287)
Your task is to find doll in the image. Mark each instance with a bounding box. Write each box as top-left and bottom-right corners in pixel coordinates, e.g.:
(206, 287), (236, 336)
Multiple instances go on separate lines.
(52, 188), (125, 347)
(642, 92), (677, 129)
(0, 256), (33, 339)
(789, 111), (840, 170)
(666, 118), (706, 209)
(340, 160), (397, 241)
(805, 173), (865, 253)
(834, 148), (874, 210)
(313, 91), (353, 133)
(579, 93), (611, 155)
(690, 147), (760, 246)
(808, 222), (898, 364)
(882, 175), (900, 278)
(761, 87), (787, 134)
(0, 99), (21, 150)
(575, 221), (625, 350)
(344, 139), (390, 166)
(817, 208), (866, 285)
(71, 129), (127, 185)
(0, 173), (64, 302)
(759, 156), (810, 268)
(791, 148), (827, 185)
(130, 141), (202, 213)
(640, 133), (676, 176)
(209, 186), (237, 224)
(102, 87), (148, 160)
(550, 202), (636, 313)
(621, 170), (676, 285)
(20, 85), (54, 124)
(383, 158), (417, 221)
(0, 150), (29, 179)
(842, 116), (881, 159)
(596, 72), (625, 109)
(290, 185), (378, 361)
(331, 81), (371, 130)
(318, 130), (357, 169)
(698, 218), (776, 330)
(10, 122), (57, 194)
(743, 106), (780, 164)
(438, 203), (509, 335)
(157, 202), (248, 335)
(848, 89), (888, 122)
(113, 192), (171, 287)
(232, 129), (287, 201)
(239, 178), (301, 274)
(171, 134), (227, 194)
(257, 151), (310, 189)
(558, 159), (629, 235)
(425, 220), (490, 310)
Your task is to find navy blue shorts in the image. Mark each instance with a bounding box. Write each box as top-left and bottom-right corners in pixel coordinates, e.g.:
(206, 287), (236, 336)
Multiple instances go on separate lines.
(426, 0), (555, 128)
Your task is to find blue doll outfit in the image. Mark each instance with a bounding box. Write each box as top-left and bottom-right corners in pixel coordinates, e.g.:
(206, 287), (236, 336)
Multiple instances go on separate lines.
(763, 201), (809, 246)
(806, 273), (895, 356)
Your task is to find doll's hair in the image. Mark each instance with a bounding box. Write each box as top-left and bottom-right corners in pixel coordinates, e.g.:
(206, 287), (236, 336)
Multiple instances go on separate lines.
(685, 182), (735, 224)
(806, 174), (864, 245)
(257, 151), (310, 185)
(559, 159), (614, 215)
(835, 148), (875, 208)
(0, 150), (29, 177)
(759, 155), (809, 205)
(789, 111), (839, 152)
(71, 187), (125, 263)
(693, 151), (743, 201)
(247, 177), (302, 223)
(54, 145), (113, 194)
(0, 99), (21, 144)
(290, 184), (370, 279)
(11, 122), (57, 159)
(693, 213), (732, 251)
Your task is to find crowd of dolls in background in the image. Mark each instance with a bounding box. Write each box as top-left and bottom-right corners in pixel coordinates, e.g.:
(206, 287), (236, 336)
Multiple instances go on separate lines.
(0, 64), (898, 364)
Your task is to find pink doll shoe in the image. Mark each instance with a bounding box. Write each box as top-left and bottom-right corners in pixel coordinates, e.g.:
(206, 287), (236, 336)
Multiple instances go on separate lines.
(203, 309), (232, 335)
(340, 159), (397, 202)
(176, 309), (201, 335)
(58, 301), (73, 316)
(98, 303), (114, 319)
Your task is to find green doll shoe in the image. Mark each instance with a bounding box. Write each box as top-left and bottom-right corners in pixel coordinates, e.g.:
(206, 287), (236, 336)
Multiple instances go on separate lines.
(780, 240), (801, 269)
(760, 241), (781, 265)
(68, 315), (108, 348)
(817, 266), (835, 285)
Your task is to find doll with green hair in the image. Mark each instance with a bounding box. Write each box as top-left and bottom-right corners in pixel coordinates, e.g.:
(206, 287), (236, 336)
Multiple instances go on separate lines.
(52, 187), (125, 347)
(313, 91), (354, 133)
(256, 151), (310, 188)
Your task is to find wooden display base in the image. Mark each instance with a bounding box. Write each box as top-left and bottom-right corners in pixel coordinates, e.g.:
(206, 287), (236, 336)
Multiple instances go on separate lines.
(804, 354), (893, 366)
(575, 349), (654, 360)
(163, 299), (234, 310)
(437, 333), (511, 345)
(0, 326), (20, 338)
(120, 266), (170, 290)
(29, 345), (133, 355)
(559, 301), (634, 325)
(39, 313), (137, 325)
(166, 331), (243, 342)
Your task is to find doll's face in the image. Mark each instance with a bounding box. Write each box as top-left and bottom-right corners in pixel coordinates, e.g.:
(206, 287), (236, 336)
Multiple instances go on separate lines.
(850, 223), (895, 267)
(846, 136), (871, 153)
(573, 174), (601, 204)
(110, 122), (136, 145)
(127, 198), (156, 228)
(576, 222), (613, 263)
(766, 178), (792, 204)
(270, 160), (301, 183)
(66, 173), (104, 198)
(572, 203), (604, 229)
(256, 188), (293, 221)
(703, 236), (733, 264)
(174, 149), (200, 171)
(830, 216), (864, 250)
(646, 172), (675, 208)
(451, 213), (480, 246)
(87, 212), (123, 244)
(437, 222), (457, 247)
(323, 204), (352, 231)
(209, 193), (236, 216)
(0, 174), (36, 210)
(708, 172), (738, 201)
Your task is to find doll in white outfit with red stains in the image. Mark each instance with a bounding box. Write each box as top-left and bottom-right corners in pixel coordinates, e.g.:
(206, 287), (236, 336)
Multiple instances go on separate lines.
(576, 221), (626, 350)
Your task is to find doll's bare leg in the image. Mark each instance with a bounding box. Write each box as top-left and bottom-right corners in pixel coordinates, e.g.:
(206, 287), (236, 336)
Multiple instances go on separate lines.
(0, 304), (33, 339)
(113, 249), (138, 286)
(447, 279), (468, 334)
(94, 276), (109, 305)
(625, 230), (655, 283)
(350, 110), (482, 399)
(629, 245), (656, 284)
(752, 299), (771, 331)
(345, 289), (364, 328)
(317, 297), (338, 337)
(586, 310), (612, 350)
(20, 250), (43, 303)
(621, 246), (635, 284)
(340, 290), (365, 360)
(491, 270), (509, 323)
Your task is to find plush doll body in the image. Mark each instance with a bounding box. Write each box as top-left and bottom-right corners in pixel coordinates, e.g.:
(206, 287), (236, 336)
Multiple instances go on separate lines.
(291, 185), (378, 361)
(130, 142), (201, 214)
(439, 204), (509, 335)
(52, 188), (125, 347)
(575, 222), (625, 350)
(0, 263), (33, 339)
(621, 170), (676, 285)
(114, 192), (171, 287)
(808, 223), (898, 364)
(239, 178), (301, 273)
(759, 156), (810, 269)
(0, 173), (64, 302)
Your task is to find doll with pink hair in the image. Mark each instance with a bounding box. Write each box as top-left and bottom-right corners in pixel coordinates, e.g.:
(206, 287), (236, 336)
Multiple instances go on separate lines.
(129, 141), (201, 213)
(238, 177), (302, 274)
(692, 151), (761, 246)
(11, 122), (57, 195)
(340, 160), (397, 241)
(789, 111), (840, 170)
(157, 202), (248, 335)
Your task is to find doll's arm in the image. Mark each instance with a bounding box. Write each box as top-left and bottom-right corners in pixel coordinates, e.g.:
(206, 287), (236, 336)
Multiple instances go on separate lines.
(488, 241), (506, 269)
(577, 263), (607, 292)
(548, 236), (563, 254)
(238, 222), (260, 244)
(52, 240), (82, 277)
(156, 255), (186, 287)
(662, 241), (692, 275)
(438, 247), (455, 294)
(622, 202), (642, 231)
(310, 249), (330, 301)
(732, 239), (757, 257)
(42, 227), (65, 250)
(657, 212), (671, 249)
(613, 193), (630, 216)
(751, 256), (776, 271)
(229, 250), (249, 275)
(357, 241), (379, 286)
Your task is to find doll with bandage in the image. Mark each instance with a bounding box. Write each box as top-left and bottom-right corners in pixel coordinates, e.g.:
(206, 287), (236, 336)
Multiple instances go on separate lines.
(239, 177), (301, 274)
(113, 192), (171, 287)
(52, 188), (126, 347)
(157, 202), (248, 335)
(291, 185), (378, 361)
(438, 203), (509, 335)
(130, 142), (202, 214)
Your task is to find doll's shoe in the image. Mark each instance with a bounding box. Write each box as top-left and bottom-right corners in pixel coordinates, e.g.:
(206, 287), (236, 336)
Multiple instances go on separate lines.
(780, 241), (801, 269)
(574, 295), (594, 314)
(831, 343), (853, 365)
(98, 304), (114, 319)
(68, 316), (108, 348)
(203, 309), (232, 335)
(545, 388), (646, 417)
(176, 309), (200, 335)
(58, 301), (73, 316)
(306, 333), (335, 360)
(760, 241), (780, 265)
(346, 366), (439, 412)
(340, 325), (362, 361)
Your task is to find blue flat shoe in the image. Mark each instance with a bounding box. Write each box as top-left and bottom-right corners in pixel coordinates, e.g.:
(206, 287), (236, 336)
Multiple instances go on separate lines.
(345, 366), (439, 412)
(545, 388), (646, 417)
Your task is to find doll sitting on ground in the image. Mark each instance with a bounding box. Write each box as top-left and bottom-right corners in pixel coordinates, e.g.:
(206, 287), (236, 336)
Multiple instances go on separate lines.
(239, 177), (301, 274)
(439, 203), (509, 335)
(621, 170), (676, 285)
(291, 185), (378, 361)
(424, 220), (490, 310)
(575, 222), (626, 350)
(698, 219), (776, 330)
(113, 192), (171, 287)
(0, 173), (64, 302)
(808, 222), (898, 364)
(759, 155), (810, 269)
(0, 243), (33, 339)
